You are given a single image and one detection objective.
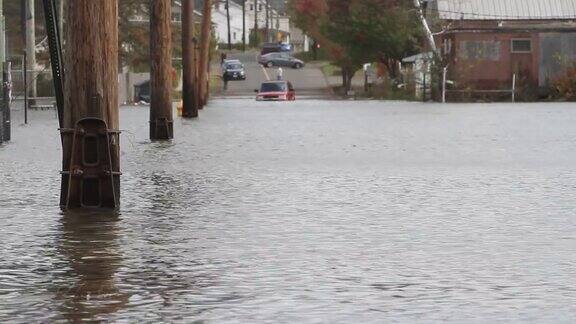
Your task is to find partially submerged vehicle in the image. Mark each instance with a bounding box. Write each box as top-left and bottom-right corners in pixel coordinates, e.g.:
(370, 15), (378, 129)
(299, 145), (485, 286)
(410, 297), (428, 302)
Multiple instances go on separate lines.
(255, 81), (296, 101)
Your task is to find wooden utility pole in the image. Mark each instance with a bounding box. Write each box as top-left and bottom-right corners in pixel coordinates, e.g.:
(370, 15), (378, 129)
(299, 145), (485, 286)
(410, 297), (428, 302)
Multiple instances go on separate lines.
(0, 0), (5, 72)
(182, 0), (198, 118)
(253, 0), (258, 46)
(242, 0), (246, 51)
(150, 0), (173, 139)
(226, 0), (231, 50)
(198, 0), (212, 108)
(265, 0), (269, 42)
(63, 0), (120, 209)
(276, 10), (280, 42)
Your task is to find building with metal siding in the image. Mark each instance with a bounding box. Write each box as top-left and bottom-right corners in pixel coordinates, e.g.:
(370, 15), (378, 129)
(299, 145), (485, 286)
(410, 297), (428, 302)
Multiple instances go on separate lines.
(427, 0), (576, 90)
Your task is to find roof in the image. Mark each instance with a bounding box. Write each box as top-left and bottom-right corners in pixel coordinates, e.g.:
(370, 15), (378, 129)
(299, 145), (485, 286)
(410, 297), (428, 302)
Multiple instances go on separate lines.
(434, 0), (576, 20)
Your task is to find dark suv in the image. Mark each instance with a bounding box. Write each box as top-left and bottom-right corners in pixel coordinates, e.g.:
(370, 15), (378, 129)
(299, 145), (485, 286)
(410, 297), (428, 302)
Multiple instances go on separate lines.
(222, 62), (246, 81)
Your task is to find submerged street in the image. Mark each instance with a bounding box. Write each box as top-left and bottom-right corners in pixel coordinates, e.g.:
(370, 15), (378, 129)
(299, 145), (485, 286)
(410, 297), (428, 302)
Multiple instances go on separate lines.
(217, 51), (332, 99)
(1, 100), (576, 322)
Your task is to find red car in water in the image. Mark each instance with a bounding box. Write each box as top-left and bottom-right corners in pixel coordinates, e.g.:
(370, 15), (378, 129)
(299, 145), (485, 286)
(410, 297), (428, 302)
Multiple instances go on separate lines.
(255, 81), (296, 101)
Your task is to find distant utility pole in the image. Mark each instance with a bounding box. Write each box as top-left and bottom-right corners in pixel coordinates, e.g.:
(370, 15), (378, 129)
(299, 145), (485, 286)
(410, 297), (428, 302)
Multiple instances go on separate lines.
(242, 0), (246, 51)
(63, 0), (120, 209)
(253, 0), (258, 46)
(182, 0), (198, 118)
(226, 0), (231, 50)
(265, 0), (269, 42)
(25, 0), (37, 102)
(198, 0), (212, 108)
(0, 0), (5, 73)
(276, 10), (280, 42)
(150, 0), (173, 140)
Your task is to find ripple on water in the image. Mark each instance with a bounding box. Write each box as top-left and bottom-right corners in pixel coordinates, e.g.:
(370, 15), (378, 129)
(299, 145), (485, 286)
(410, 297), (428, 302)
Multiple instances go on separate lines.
(1, 100), (576, 323)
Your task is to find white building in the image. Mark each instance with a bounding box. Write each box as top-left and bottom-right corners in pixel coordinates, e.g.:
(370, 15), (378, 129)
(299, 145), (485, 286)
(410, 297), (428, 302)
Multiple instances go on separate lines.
(128, 0), (290, 44)
(212, 0), (290, 44)
(212, 1), (245, 44)
(245, 0), (290, 41)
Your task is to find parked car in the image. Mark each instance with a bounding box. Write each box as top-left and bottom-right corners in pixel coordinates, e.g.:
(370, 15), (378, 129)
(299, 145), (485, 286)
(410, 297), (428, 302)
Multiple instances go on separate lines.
(255, 81), (296, 101)
(258, 53), (305, 69)
(260, 42), (292, 55)
(222, 61), (246, 81)
(222, 59), (241, 68)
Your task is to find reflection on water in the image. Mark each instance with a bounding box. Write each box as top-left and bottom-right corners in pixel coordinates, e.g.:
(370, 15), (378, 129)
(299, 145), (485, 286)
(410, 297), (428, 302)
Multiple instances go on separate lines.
(1, 101), (576, 322)
(54, 212), (128, 322)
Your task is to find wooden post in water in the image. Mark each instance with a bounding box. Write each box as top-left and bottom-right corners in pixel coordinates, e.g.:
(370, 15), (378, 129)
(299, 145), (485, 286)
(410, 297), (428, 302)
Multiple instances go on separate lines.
(62, 0), (120, 209)
(182, 0), (198, 118)
(198, 0), (212, 108)
(150, 0), (173, 139)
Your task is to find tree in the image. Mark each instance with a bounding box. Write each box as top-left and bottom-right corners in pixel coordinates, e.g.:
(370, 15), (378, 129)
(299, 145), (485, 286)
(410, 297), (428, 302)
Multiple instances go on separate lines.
(119, 0), (150, 69)
(355, 0), (421, 80)
(289, 0), (351, 89)
(321, 0), (358, 92)
(289, 0), (422, 92)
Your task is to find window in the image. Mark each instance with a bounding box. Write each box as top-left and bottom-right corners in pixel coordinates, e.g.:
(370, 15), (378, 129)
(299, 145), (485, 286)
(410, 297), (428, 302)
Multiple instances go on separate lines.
(233, 32), (237, 40)
(261, 82), (287, 92)
(459, 41), (501, 61)
(250, 4), (254, 11)
(259, 4), (262, 11)
(511, 39), (532, 53)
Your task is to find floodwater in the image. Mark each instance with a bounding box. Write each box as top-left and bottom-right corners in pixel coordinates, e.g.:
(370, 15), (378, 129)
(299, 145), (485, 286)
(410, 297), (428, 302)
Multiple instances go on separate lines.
(1, 100), (576, 323)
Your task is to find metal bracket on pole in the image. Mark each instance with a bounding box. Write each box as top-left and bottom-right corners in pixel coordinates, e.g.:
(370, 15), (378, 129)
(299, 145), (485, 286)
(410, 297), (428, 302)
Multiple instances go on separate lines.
(150, 118), (174, 140)
(60, 118), (121, 209)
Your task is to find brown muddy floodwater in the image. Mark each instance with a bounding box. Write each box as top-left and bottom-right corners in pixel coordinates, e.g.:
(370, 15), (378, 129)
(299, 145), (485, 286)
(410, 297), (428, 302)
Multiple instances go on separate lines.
(1, 100), (576, 323)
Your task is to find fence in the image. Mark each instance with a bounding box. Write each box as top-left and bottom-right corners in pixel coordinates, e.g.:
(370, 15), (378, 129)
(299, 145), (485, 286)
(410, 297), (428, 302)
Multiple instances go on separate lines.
(443, 68), (517, 103)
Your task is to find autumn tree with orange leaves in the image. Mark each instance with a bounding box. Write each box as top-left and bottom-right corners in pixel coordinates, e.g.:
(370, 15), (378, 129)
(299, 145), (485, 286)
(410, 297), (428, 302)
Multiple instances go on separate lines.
(290, 0), (422, 92)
